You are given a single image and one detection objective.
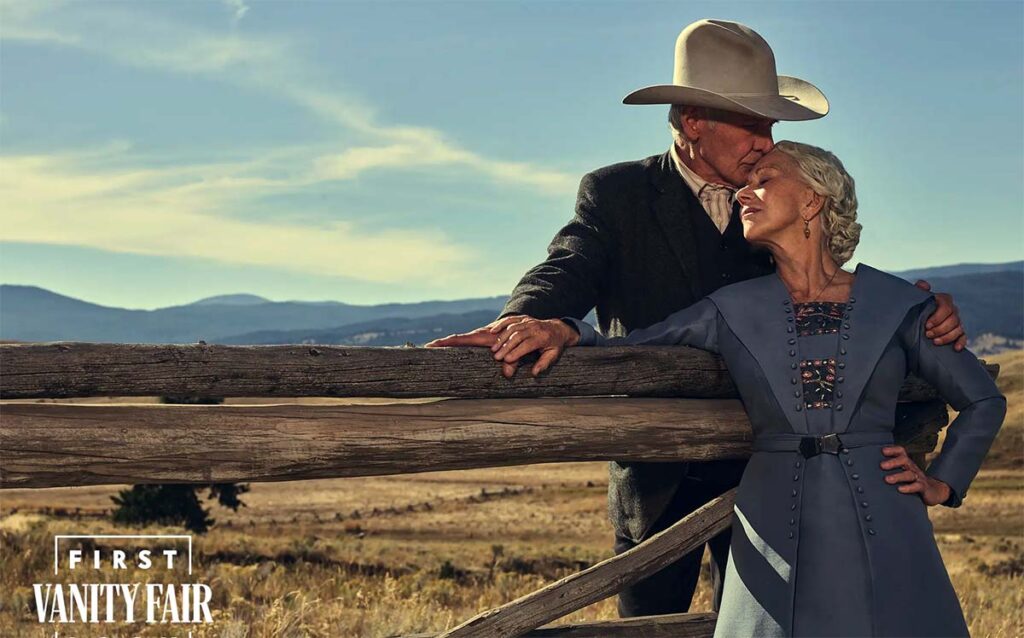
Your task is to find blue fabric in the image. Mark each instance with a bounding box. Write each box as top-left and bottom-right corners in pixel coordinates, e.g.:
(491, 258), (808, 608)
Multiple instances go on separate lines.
(568, 263), (1006, 637)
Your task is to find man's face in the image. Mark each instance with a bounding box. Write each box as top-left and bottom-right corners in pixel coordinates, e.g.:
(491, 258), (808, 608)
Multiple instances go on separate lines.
(693, 111), (776, 188)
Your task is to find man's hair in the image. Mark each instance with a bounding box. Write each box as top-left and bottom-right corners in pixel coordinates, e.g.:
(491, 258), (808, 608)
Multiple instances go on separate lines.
(772, 140), (862, 266)
(668, 104), (716, 147)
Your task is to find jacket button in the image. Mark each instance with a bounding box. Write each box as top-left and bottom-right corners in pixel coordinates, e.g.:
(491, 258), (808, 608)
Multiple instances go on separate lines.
(795, 404), (803, 412)
(793, 474), (800, 481)
(837, 376), (845, 383)
(794, 461), (802, 468)
(850, 297), (857, 303)
(868, 529), (876, 536)
(840, 347), (847, 355)
(789, 518), (796, 525)
(789, 349), (797, 356)
(791, 489), (798, 497)
(787, 326), (794, 333)
(861, 501), (869, 508)
(837, 390), (844, 398)
(791, 377), (798, 384)
(843, 323), (850, 329)
(842, 448), (850, 454)
(794, 390), (801, 397)
(791, 503), (797, 510)
(783, 299), (790, 305)
(788, 531), (795, 539)
(852, 473), (860, 480)
(838, 362), (846, 369)
(865, 514), (873, 521)
(785, 307), (791, 313)
(791, 363), (798, 369)
(842, 334), (850, 340)
(857, 486), (864, 493)
(847, 459), (854, 466)
(788, 338), (796, 345)
(836, 404), (844, 411)
(787, 317), (794, 322)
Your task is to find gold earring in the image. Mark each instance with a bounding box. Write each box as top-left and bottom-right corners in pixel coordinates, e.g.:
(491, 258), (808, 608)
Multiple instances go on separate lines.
(803, 218), (811, 238)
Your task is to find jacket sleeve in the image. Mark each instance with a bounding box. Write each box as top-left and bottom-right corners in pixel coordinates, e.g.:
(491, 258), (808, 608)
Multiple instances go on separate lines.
(561, 297), (720, 353)
(499, 171), (612, 320)
(903, 297), (1007, 507)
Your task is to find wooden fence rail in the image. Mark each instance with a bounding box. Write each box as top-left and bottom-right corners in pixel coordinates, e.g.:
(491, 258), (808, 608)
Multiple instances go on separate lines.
(0, 342), (998, 638)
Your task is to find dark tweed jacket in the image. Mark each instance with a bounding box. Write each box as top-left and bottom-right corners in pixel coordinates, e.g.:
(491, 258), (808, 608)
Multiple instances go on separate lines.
(499, 149), (774, 542)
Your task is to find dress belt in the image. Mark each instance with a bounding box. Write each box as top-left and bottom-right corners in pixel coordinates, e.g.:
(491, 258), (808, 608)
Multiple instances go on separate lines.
(752, 431), (894, 458)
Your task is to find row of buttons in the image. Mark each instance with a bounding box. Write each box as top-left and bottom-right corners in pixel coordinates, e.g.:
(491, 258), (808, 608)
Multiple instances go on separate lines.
(788, 447), (879, 545)
(842, 447), (877, 536)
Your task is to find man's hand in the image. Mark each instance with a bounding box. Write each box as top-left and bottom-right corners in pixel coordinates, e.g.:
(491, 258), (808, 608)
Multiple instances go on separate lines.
(914, 279), (967, 351)
(424, 316), (524, 349)
(486, 315), (580, 379)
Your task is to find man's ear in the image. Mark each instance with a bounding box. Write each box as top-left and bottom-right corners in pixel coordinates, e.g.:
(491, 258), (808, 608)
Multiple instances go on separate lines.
(680, 107), (703, 143)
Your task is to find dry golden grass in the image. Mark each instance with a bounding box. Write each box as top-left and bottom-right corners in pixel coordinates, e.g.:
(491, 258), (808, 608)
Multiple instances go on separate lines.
(1, 349), (1021, 637)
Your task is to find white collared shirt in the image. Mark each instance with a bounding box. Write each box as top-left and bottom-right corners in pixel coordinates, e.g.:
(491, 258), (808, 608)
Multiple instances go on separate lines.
(669, 143), (735, 234)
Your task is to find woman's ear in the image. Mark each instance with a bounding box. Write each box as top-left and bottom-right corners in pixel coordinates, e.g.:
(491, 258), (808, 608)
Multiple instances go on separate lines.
(804, 189), (826, 217)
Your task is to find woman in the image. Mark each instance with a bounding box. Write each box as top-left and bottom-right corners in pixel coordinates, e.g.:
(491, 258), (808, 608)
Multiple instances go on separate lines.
(443, 141), (1006, 637)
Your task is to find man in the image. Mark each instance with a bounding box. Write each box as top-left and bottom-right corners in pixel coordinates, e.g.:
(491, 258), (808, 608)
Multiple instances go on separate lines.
(427, 19), (965, 617)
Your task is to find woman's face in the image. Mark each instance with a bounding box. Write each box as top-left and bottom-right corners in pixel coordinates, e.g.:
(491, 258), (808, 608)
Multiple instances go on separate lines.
(735, 150), (818, 248)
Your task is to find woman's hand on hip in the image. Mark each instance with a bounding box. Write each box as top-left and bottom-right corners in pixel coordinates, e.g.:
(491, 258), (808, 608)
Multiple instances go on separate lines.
(880, 445), (952, 506)
(486, 315), (580, 378)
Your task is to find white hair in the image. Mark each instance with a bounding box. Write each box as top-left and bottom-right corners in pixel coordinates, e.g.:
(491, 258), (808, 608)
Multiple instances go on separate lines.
(668, 104), (716, 149)
(772, 140), (862, 266)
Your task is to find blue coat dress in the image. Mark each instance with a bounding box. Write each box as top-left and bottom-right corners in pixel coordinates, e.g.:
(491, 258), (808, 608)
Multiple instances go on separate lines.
(564, 263), (1007, 637)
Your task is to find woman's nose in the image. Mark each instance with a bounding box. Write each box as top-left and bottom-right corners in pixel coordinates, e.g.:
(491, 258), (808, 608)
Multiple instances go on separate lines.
(735, 184), (754, 205)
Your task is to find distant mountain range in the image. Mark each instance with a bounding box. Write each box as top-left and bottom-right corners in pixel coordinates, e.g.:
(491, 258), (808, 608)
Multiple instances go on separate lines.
(2, 260), (1020, 349)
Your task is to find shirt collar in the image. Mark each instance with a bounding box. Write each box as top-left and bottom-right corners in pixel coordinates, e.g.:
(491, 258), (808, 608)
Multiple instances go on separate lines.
(669, 143), (736, 200)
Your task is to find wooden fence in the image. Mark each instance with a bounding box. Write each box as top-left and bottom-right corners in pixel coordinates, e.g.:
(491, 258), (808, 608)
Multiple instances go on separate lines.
(0, 342), (987, 637)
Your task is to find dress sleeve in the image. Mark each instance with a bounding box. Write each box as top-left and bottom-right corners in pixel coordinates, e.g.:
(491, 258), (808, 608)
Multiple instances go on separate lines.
(560, 297), (720, 353)
(902, 296), (1007, 507)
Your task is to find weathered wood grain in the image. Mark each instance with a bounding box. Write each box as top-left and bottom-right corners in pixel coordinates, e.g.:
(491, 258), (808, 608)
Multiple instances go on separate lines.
(1, 343), (987, 401)
(436, 491), (735, 637)
(403, 612), (718, 638)
(0, 398), (947, 489)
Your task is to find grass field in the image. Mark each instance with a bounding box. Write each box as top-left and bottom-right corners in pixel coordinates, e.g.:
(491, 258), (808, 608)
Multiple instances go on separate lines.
(1, 350), (1021, 637)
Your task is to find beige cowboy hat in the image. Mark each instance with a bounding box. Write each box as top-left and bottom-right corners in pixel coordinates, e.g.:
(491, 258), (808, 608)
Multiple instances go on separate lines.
(624, 19), (829, 121)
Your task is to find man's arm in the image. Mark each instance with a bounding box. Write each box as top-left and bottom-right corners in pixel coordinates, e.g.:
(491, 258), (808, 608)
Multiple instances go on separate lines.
(499, 170), (613, 320)
(427, 171), (614, 350)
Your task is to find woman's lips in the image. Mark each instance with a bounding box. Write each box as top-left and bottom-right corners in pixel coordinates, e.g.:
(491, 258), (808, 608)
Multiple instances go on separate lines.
(741, 206), (761, 218)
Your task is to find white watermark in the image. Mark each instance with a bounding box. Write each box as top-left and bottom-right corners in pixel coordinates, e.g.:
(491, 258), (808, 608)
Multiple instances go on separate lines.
(33, 534), (215, 637)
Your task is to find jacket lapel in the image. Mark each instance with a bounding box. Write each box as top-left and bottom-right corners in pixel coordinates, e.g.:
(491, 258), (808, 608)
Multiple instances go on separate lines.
(648, 150), (702, 299)
(709, 273), (809, 433)
(832, 264), (932, 432)
(710, 264), (933, 435)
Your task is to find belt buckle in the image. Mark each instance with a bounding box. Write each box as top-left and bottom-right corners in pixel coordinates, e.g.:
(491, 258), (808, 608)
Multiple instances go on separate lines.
(820, 433), (843, 455)
(799, 433), (843, 458)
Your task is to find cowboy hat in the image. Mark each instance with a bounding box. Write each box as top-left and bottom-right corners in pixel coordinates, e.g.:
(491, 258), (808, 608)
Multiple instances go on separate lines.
(624, 19), (829, 121)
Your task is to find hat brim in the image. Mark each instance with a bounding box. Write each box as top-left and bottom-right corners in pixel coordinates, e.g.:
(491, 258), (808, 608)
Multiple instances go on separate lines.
(622, 75), (828, 121)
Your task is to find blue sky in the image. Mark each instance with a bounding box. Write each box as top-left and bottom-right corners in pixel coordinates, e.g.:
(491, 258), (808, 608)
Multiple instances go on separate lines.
(1, 0), (1021, 310)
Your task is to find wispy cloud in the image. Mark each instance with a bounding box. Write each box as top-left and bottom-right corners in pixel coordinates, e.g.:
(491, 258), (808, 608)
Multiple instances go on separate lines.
(0, 145), (477, 284)
(0, 0), (577, 288)
(222, 0), (249, 27)
(0, 1), (577, 193)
